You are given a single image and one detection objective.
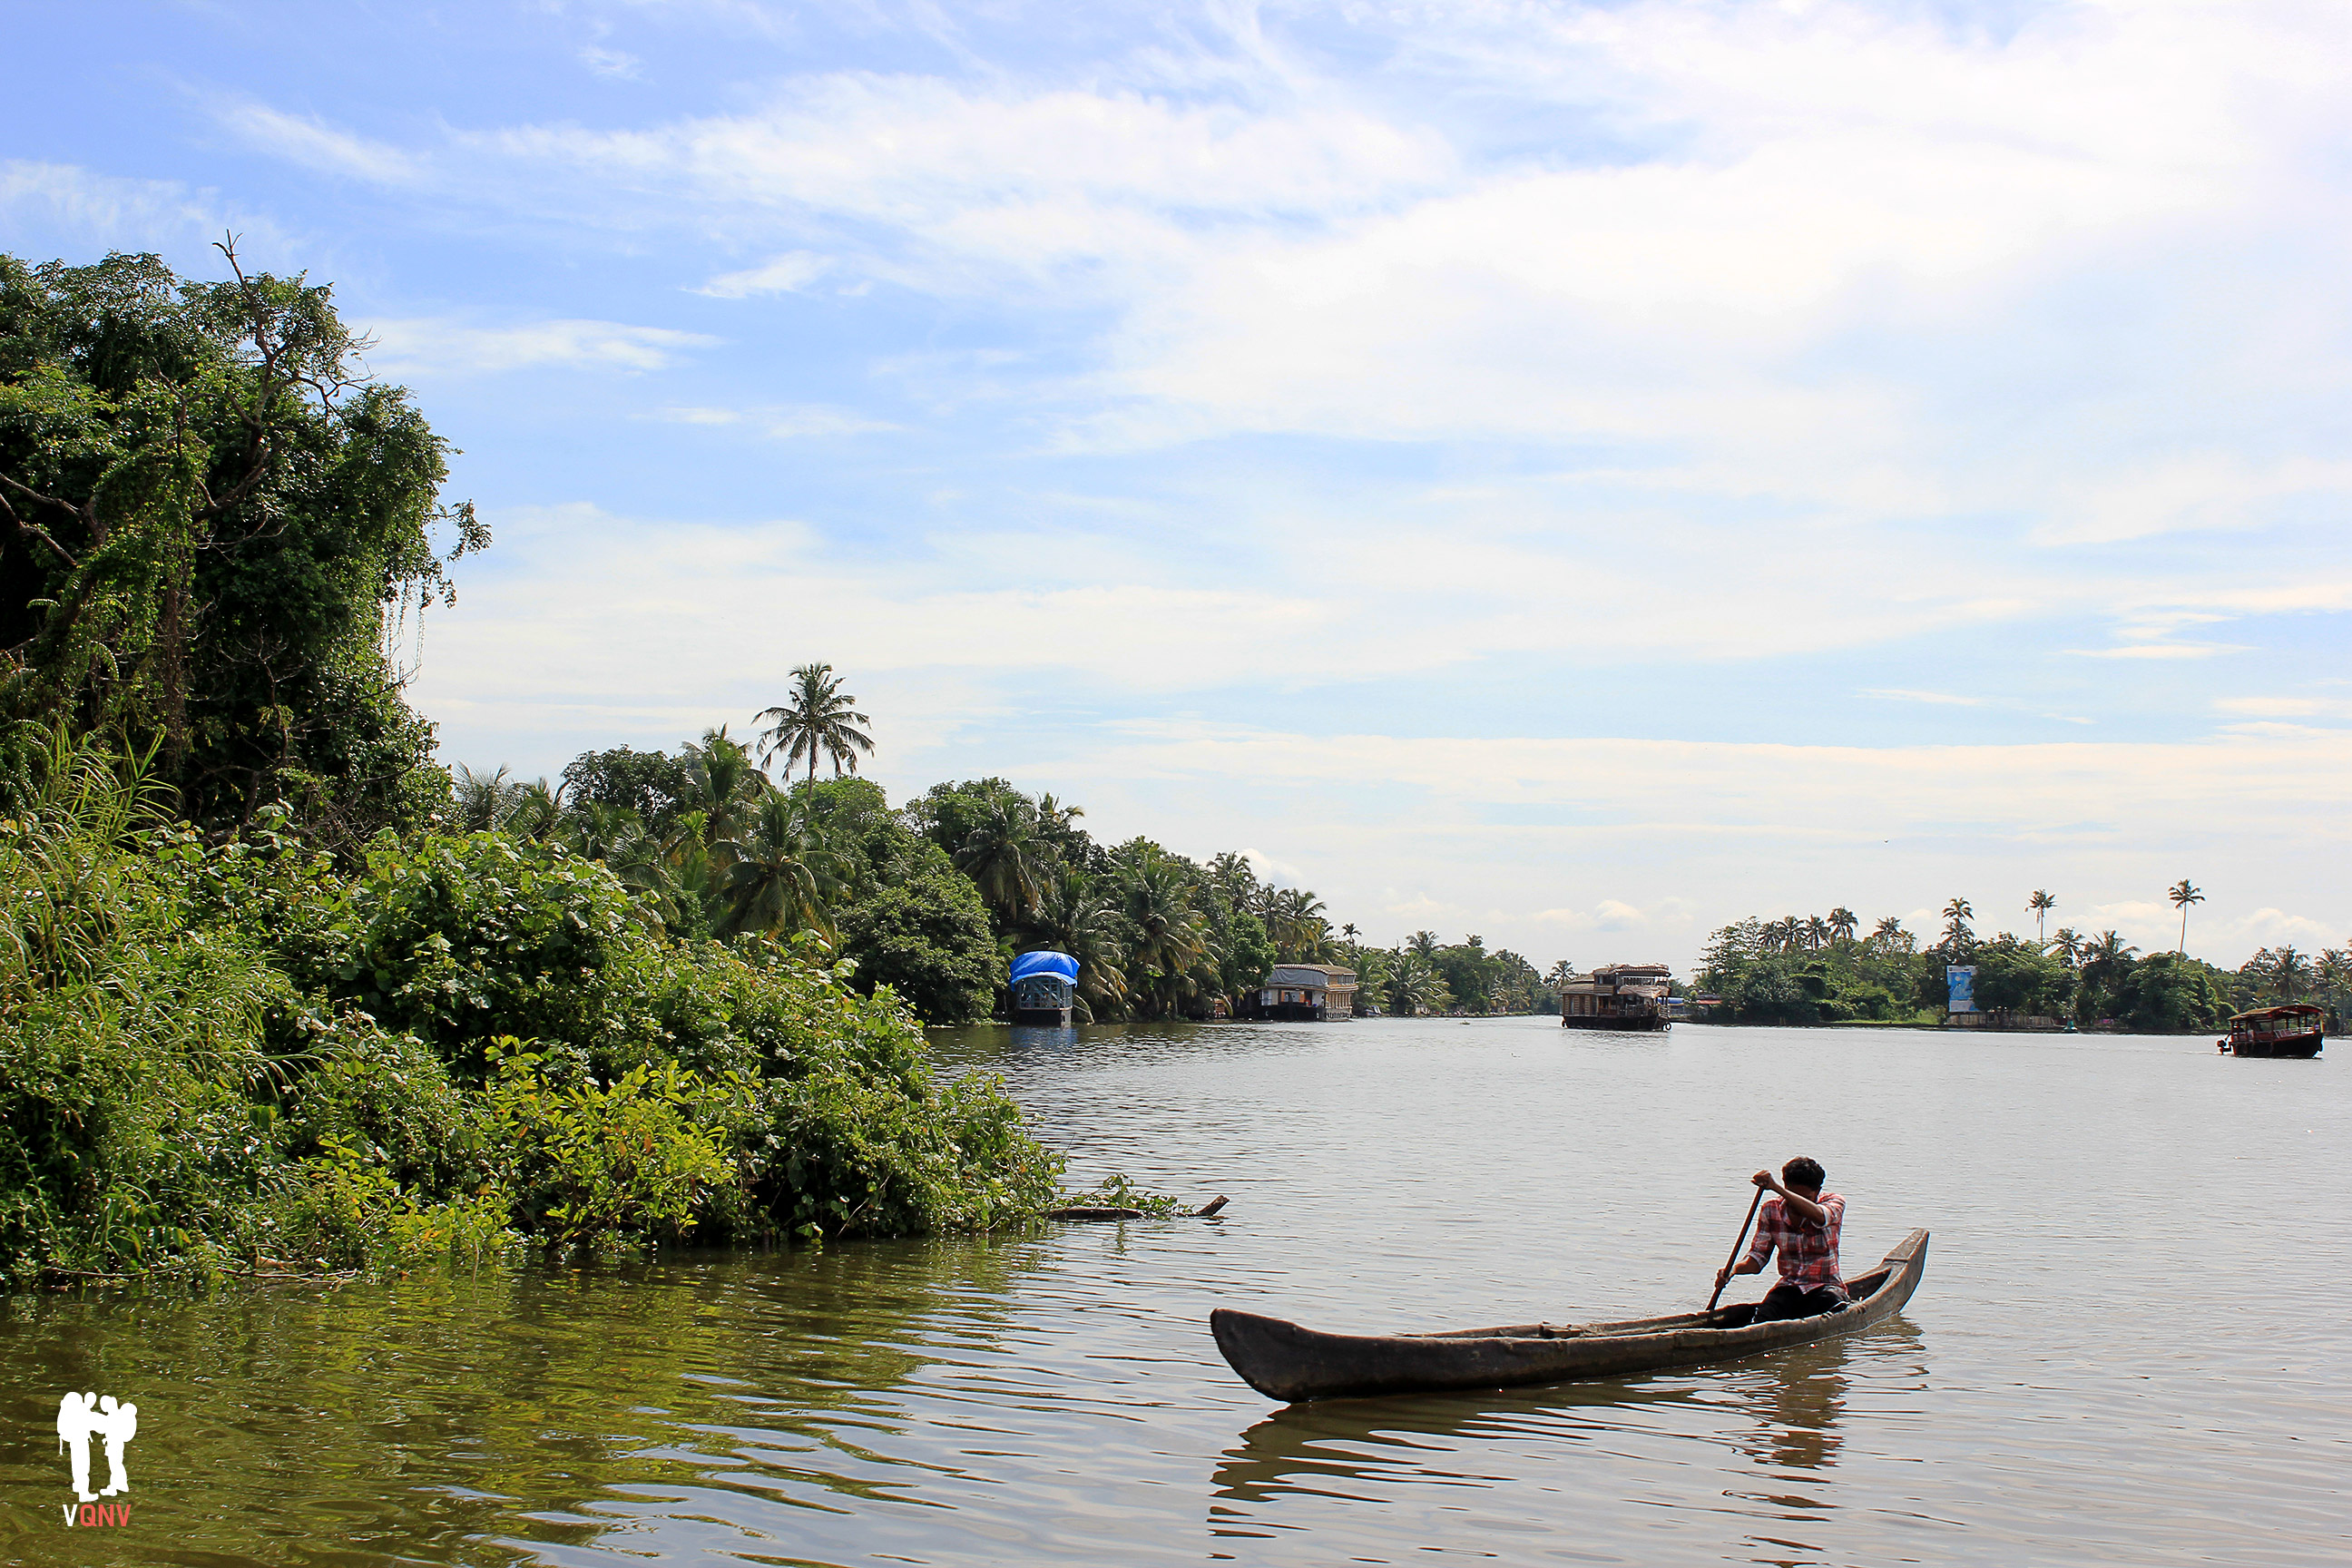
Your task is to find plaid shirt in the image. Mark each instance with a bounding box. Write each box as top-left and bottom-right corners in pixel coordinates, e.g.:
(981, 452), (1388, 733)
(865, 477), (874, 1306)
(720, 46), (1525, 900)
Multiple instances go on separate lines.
(1745, 1192), (1846, 1292)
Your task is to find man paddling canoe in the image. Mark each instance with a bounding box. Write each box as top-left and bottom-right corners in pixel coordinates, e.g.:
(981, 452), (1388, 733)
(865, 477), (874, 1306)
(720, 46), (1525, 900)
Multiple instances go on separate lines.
(1714, 1157), (1847, 1321)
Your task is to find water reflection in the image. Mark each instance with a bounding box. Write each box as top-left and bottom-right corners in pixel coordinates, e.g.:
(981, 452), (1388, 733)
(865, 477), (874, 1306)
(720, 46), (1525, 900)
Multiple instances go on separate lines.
(0, 1238), (1051, 1568)
(1004, 1023), (1083, 1049)
(1209, 1332), (1885, 1539)
(1736, 1335), (1853, 1474)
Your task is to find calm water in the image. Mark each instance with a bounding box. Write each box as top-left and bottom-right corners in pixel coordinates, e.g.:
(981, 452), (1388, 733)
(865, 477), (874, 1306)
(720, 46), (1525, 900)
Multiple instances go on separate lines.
(5, 1018), (2347, 1566)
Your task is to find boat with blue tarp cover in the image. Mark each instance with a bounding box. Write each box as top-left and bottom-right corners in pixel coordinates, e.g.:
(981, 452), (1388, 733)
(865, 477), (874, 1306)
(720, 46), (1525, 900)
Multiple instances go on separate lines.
(1010, 950), (1080, 1025)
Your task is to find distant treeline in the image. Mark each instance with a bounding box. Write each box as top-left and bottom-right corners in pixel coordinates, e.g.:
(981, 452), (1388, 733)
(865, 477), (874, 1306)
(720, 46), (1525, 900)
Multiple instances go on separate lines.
(466, 735), (1559, 1024)
(1694, 903), (2347, 1032)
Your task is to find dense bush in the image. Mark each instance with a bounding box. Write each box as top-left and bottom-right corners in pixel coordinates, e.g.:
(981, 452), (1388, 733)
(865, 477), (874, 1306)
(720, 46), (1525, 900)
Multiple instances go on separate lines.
(835, 867), (999, 1024)
(0, 739), (1063, 1287)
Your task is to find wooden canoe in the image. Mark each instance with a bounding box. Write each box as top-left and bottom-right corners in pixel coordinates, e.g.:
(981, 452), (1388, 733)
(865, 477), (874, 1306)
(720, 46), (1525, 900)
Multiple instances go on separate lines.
(1211, 1228), (1929, 1403)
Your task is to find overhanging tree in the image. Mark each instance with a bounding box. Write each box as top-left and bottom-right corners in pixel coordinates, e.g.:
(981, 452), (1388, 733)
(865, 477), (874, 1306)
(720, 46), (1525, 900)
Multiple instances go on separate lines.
(0, 246), (484, 838)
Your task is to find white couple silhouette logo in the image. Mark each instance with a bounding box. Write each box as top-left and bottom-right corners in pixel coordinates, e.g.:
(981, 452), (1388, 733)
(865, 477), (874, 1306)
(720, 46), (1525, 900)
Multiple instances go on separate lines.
(56, 1391), (138, 1503)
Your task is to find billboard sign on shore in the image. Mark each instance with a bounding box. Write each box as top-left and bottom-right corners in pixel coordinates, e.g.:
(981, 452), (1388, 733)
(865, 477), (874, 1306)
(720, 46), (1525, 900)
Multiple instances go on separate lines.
(1946, 965), (1978, 1014)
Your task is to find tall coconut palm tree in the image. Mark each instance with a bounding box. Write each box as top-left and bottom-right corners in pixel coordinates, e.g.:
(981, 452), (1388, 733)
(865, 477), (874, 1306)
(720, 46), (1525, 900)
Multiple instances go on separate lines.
(2052, 927), (2084, 966)
(2270, 945), (2308, 1003)
(1034, 791), (1085, 842)
(717, 789), (848, 939)
(755, 662), (876, 784)
(2319, 947), (2351, 1002)
(2168, 878), (2203, 956)
(2082, 929), (2137, 975)
(454, 763), (513, 831)
(1942, 897), (1975, 953)
(955, 795), (1046, 922)
(1828, 907), (1858, 945)
(2028, 889), (2056, 943)
(504, 778), (564, 842)
(1408, 930), (1440, 960)
(1388, 951), (1452, 1016)
(564, 800), (642, 862)
(1026, 865), (1130, 1021)
(1272, 887), (1328, 960)
(1805, 915), (1832, 950)
(1871, 915), (1907, 949)
(1207, 851), (1259, 910)
(677, 727), (767, 851)
(1118, 854), (1212, 1018)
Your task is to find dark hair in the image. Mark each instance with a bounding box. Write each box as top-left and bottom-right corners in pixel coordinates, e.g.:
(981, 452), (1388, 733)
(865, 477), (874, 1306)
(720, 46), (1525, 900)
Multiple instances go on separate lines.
(1782, 1156), (1826, 1191)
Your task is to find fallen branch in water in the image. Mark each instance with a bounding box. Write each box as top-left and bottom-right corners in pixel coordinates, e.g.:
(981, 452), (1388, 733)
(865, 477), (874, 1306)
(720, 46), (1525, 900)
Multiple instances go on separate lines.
(1044, 1176), (1230, 1221)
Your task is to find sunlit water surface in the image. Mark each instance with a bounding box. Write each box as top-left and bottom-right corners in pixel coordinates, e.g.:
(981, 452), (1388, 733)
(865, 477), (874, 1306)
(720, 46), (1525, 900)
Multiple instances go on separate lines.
(4, 1019), (2346, 1566)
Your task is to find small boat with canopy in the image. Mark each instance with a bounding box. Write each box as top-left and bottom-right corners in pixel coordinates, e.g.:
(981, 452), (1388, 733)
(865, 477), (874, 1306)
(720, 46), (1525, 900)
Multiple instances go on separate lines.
(1010, 950), (1080, 1025)
(2219, 1004), (2324, 1058)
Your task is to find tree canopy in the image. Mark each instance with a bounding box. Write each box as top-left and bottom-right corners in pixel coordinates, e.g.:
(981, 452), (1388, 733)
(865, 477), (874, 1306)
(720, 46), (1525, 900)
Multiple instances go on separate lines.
(0, 248), (483, 840)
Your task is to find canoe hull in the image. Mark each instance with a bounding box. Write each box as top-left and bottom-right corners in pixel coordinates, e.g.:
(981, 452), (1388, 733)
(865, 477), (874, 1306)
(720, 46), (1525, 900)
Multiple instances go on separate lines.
(1211, 1229), (1929, 1404)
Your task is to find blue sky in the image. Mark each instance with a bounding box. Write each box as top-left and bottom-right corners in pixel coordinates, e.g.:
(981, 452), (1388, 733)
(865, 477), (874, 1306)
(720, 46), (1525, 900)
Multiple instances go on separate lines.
(7, 0), (2347, 969)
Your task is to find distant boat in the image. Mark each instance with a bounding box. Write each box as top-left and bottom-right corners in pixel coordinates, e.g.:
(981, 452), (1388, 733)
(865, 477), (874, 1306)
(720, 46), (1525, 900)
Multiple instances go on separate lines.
(2219, 1004), (2324, 1058)
(1009, 951), (1079, 1026)
(1560, 964), (1674, 1031)
(1246, 964), (1358, 1022)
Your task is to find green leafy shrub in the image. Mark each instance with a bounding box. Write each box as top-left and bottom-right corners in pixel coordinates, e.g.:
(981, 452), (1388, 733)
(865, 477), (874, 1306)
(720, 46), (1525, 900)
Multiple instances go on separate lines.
(272, 1135), (516, 1272)
(740, 1066), (1062, 1240)
(0, 738), (294, 1280)
(484, 1047), (739, 1250)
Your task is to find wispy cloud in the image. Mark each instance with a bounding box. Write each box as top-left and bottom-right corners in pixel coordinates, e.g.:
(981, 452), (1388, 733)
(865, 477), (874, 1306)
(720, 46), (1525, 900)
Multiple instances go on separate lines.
(1864, 689), (1984, 707)
(0, 160), (292, 257)
(219, 103), (422, 186)
(652, 404), (898, 436)
(2064, 642), (2246, 661)
(579, 44), (642, 80)
(362, 318), (720, 376)
(695, 251), (831, 297)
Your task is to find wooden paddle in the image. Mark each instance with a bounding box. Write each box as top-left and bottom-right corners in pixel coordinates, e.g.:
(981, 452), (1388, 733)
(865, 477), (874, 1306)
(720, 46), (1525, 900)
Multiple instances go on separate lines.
(1705, 1182), (1767, 1314)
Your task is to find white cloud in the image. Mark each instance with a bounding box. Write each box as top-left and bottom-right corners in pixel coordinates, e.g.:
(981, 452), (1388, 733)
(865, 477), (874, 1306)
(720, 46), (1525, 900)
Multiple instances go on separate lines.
(652, 403), (897, 436)
(212, 6), (2352, 550)
(2213, 694), (2352, 720)
(580, 44), (642, 80)
(219, 103), (423, 186)
(0, 161), (293, 257)
(2064, 642), (2245, 661)
(361, 318), (720, 376)
(696, 251), (831, 297)
(2041, 456), (2352, 545)
(1864, 689), (1984, 707)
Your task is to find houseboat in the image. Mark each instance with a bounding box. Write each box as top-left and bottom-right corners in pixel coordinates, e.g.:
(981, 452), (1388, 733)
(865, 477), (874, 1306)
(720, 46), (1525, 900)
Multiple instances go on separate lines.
(1009, 950), (1079, 1026)
(1250, 964), (1357, 1021)
(2218, 1004), (2324, 1058)
(1560, 964), (1674, 1032)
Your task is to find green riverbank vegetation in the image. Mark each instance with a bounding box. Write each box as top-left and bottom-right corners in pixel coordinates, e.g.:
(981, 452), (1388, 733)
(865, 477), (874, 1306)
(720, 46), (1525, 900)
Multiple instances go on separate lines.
(1693, 900), (2347, 1033)
(0, 250), (1070, 1285)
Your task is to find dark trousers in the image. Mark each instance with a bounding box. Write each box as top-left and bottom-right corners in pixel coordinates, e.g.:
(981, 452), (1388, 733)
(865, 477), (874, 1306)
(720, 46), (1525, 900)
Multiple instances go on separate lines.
(1753, 1283), (1847, 1322)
